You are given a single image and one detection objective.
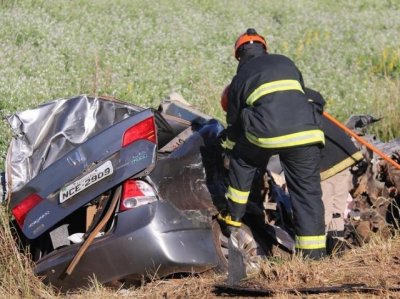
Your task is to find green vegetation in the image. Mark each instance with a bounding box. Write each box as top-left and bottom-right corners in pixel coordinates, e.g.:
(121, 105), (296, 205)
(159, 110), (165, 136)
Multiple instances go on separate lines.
(1, 0), (399, 169)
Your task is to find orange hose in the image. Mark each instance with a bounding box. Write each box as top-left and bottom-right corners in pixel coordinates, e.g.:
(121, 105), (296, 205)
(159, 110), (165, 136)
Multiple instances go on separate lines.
(323, 111), (400, 171)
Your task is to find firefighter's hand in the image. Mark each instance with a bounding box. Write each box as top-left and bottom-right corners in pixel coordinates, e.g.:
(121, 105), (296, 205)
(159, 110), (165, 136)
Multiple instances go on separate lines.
(309, 100), (323, 114)
(216, 132), (234, 169)
(218, 136), (233, 170)
(351, 159), (369, 176)
(220, 137), (235, 150)
(217, 131), (234, 151)
(315, 103), (324, 114)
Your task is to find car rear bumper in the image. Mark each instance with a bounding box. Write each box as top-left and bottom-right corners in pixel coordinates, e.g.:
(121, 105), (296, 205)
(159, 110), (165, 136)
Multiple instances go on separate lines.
(35, 201), (218, 290)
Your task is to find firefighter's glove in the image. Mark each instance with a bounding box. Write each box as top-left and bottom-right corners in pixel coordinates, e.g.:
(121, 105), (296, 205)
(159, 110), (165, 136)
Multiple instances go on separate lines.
(309, 100), (324, 114)
(220, 136), (235, 151)
(351, 159), (369, 176)
(315, 102), (324, 114)
(216, 132), (233, 169)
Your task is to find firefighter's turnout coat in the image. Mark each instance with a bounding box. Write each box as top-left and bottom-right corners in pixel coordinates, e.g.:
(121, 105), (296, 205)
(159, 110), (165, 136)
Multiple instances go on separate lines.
(226, 52), (324, 148)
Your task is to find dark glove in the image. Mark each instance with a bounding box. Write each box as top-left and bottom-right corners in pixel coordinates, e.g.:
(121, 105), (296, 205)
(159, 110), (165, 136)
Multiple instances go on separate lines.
(220, 137), (235, 151)
(216, 130), (235, 152)
(215, 131), (233, 170)
(313, 101), (324, 114)
(351, 159), (369, 176)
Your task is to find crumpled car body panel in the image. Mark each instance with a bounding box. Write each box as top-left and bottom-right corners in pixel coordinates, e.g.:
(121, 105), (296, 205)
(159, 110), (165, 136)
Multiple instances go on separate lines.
(35, 202), (219, 291)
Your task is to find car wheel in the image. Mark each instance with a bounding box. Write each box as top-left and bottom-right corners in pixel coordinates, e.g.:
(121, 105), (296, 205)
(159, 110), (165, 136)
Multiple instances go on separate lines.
(211, 219), (259, 273)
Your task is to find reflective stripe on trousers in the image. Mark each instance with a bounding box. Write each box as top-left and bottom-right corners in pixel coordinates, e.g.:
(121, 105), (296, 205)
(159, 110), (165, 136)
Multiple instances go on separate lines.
(295, 235), (326, 250)
(227, 186), (250, 204)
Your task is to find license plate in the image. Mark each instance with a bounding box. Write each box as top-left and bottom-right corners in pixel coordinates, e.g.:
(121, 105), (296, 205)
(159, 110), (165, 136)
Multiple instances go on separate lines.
(59, 161), (113, 203)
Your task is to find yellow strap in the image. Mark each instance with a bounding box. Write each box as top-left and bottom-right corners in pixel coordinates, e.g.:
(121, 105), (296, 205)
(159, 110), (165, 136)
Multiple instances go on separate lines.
(245, 129), (325, 149)
(321, 151), (364, 181)
(217, 213), (242, 227)
(295, 235), (326, 250)
(246, 79), (304, 105)
(227, 186), (249, 204)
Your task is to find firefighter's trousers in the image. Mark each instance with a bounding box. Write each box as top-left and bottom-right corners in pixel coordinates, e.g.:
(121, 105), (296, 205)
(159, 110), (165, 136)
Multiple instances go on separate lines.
(227, 136), (326, 259)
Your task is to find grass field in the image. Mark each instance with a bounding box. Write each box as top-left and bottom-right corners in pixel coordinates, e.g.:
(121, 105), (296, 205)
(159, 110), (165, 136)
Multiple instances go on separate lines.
(1, 0), (400, 170)
(0, 0), (400, 297)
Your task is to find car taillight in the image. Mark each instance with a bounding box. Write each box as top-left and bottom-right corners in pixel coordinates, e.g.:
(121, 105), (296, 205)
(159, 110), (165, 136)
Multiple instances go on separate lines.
(12, 194), (43, 228)
(119, 179), (157, 212)
(122, 116), (156, 147)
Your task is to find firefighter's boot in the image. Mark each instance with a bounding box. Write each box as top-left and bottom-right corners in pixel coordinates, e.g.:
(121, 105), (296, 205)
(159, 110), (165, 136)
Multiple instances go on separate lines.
(217, 210), (242, 237)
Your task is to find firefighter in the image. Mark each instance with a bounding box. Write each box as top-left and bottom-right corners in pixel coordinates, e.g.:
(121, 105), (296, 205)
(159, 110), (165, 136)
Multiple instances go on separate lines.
(305, 88), (365, 255)
(218, 28), (326, 260)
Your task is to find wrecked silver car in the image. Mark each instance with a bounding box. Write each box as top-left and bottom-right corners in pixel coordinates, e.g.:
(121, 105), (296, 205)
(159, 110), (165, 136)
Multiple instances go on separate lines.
(4, 94), (235, 290)
(3, 94), (400, 291)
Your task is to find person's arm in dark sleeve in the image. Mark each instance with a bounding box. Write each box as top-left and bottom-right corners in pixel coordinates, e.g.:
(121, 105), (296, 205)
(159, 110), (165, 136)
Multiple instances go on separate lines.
(225, 76), (242, 146)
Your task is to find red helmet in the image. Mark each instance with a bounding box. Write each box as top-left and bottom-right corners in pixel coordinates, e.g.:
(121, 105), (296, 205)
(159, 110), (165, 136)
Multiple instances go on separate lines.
(234, 28), (267, 60)
(220, 84), (230, 112)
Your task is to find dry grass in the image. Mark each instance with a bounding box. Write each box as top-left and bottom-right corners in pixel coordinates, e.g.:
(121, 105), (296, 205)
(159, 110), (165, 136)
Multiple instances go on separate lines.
(63, 275), (218, 299)
(248, 234), (400, 298)
(64, 235), (400, 298)
(0, 206), (55, 299)
(2, 200), (400, 299)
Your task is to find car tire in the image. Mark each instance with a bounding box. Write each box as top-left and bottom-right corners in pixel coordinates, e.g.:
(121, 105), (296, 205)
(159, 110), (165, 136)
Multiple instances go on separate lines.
(211, 219), (228, 273)
(211, 219), (260, 274)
